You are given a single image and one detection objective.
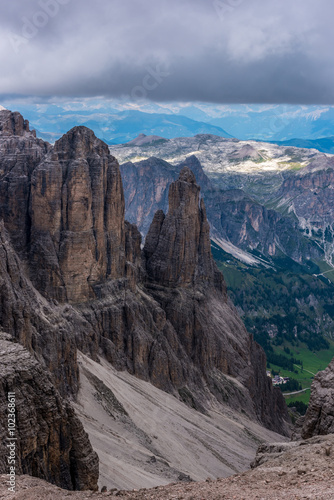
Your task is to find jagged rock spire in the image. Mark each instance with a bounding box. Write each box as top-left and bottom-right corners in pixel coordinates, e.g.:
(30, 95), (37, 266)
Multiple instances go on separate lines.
(144, 167), (225, 292)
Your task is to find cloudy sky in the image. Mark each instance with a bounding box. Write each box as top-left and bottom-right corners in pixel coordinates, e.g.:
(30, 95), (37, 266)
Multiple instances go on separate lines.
(0, 0), (334, 104)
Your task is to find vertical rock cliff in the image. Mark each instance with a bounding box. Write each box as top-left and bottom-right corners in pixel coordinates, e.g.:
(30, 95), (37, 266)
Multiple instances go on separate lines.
(144, 166), (224, 290)
(30, 127), (126, 302)
(0, 220), (82, 397)
(0, 332), (98, 491)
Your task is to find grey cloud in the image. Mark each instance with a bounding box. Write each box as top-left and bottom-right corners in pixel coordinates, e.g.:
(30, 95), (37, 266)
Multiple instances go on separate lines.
(0, 0), (333, 104)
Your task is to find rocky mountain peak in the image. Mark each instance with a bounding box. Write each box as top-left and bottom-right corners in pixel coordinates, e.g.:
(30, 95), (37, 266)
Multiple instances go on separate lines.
(0, 110), (35, 137)
(178, 156), (211, 190)
(0, 118), (127, 303)
(53, 125), (110, 160)
(144, 167), (224, 291)
(178, 165), (197, 183)
(168, 166), (200, 217)
(30, 125), (127, 302)
(125, 132), (168, 146)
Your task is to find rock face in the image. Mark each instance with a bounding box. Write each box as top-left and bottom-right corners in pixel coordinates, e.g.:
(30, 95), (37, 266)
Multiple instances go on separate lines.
(0, 219), (83, 398)
(142, 168), (289, 433)
(301, 357), (334, 438)
(0, 122), (128, 303)
(0, 111), (291, 489)
(274, 158), (334, 263)
(0, 112), (50, 256)
(0, 332), (98, 490)
(144, 166), (224, 290)
(206, 187), (322, 262)
(0, 110), (35, 137)
(277, 156), (334, 226)
(30, 126), (128, 302)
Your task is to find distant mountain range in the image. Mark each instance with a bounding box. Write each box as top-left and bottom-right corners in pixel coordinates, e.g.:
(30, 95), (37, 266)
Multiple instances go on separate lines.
(169, 104), (334, 142)
(2, 101), (334, 146)
(206, 107), (334, 141)
(0, 105), (232, 144)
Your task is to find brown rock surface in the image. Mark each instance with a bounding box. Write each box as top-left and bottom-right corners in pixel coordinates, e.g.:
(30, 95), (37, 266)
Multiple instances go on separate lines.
(0, 332), (98, 491)
(0, 220), (83, 397)
(301, 356), (334, 438)
(0, 111), (50, 256)
(0, 113), (130, 304)
(0, 110), (35, 137)
(144, 166), (224, 290)
(30, 126), (127, 303)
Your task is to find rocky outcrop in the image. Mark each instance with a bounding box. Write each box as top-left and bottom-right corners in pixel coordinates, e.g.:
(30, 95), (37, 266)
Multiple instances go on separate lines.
(227, 144), (261, 162)
(0, 112), (50, 256)
(120, 156), (211, 238)
(125, 133), (168, 146)
(0, 114), (136, 304)
(121, 157), (176, 236)
(144, 166), (224, 290)
(301, 357), (334, 438)
(0, 110), (35, 137)
(30, 126), (127, 302)
(0, 332), (98, 490)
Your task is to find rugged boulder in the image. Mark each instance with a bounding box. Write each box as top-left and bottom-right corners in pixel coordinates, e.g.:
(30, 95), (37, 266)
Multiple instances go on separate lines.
(0, 332), (98, 490)
(301, 357), (334, 438)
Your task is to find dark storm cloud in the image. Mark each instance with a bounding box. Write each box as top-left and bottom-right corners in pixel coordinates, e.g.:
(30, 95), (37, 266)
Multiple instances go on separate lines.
(0, 0), (333, 104)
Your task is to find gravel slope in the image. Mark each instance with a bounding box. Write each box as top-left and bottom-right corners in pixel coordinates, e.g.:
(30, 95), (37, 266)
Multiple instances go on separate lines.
(1, 435), (334, 499)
